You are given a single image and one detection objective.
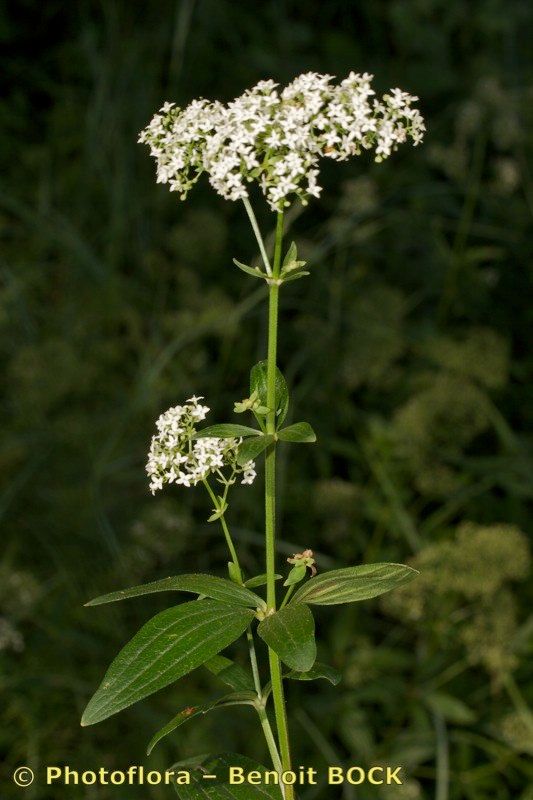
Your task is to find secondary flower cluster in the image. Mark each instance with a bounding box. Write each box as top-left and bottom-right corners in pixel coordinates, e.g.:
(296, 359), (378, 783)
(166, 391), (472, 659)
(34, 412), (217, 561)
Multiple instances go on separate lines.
(139, 71), (425, 210)
(146, 397), (256, 494)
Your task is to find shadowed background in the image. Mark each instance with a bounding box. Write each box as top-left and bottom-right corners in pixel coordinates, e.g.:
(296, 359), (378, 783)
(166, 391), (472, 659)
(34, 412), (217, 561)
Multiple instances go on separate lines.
(1, 1), (532, 798)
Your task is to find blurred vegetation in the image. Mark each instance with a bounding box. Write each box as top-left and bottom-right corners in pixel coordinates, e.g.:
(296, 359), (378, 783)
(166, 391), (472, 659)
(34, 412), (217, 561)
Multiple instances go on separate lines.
(1, 1), (532, 798)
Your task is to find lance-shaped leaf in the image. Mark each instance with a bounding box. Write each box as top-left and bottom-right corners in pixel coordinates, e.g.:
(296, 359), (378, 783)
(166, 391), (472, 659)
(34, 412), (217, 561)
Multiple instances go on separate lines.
(195, 424), (259, 439)
(244, 573), (282, 589)
(258, 604), (316, 672)
(286, 661), (341, 686)
(174, 753), (283, 799)
(281, 241), (307, 275)
(85, 573), (265, 610)
(233, 259), (266, 279)
(282, 270), (310, 283)
(204, 655), (255, 693)
(147, 692), (257, 755)
(277, 422), (316, 443)
(250, 361), (289, 426)
(237, 435), (274, 466)
(81, 601), (254, 726)
(291, 563), (419, 606)
(283, 241), (297, 266)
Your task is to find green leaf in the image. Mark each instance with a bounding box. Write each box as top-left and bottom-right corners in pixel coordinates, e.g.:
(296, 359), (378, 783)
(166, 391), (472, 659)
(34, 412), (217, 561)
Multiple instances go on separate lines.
(283, 261), (307, 274)
(281, 242), (307, 275)
(227, 562), (240, 583)
(244, 574), (282, 589)
(195, 424), (259, 439)
(291, 563), (419, 606)
(258, 604), (316, 672)
(174, 753), (283, 799)
(86, 574), (264, 610)
(208, 501), (228, 523)
(81, 601), (255, 726)
(204, 655), (255, 693)
(233, 259), (265, 279)
(237, 435), (274, 466)
(286, 662), (341, 686)
(282, 270), (310, 283)
(283, 564), (307, 587)
(147, 692), (257, 755)
(277, 422), (316, 443)
(250, 361), (289, 426)
(282, 241), (297, 266)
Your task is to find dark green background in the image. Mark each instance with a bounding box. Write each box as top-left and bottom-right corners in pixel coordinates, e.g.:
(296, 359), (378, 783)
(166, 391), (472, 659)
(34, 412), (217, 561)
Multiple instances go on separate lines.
(1, 1), (532, 798)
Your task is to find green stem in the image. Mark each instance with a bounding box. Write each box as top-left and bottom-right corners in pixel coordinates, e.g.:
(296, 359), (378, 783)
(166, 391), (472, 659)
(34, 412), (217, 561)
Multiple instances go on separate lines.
(256, 704), (285, 782)
(243, 197), (272, 275)
(265, 284), (280, 608)
(247, 628), (262, 697)
(264, 210), (295, 799)
(202, 479), (243, 583)
(279, 584), (295, 610)
(248, 628), (285, 792)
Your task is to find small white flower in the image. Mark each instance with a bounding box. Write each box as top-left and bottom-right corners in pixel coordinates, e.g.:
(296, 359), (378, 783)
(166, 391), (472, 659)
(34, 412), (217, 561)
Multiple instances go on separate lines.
(241, 461), (257, 485)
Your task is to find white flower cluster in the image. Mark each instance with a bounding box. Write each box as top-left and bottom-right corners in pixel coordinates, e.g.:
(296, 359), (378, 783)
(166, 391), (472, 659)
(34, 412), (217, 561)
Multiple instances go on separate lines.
(146, 396), (256, 494)
(139, 72), (425, 210)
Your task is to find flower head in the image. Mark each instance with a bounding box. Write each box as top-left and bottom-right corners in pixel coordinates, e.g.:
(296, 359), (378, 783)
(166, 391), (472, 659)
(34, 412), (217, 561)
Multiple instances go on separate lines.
(139, 71), (425, 211)
(146, 397), (256, 494)
(287, 548), (317, 576)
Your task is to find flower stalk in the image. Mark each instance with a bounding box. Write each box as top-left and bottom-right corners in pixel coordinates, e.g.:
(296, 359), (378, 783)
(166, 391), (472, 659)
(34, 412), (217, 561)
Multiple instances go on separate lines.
(202, 478), (243, 583)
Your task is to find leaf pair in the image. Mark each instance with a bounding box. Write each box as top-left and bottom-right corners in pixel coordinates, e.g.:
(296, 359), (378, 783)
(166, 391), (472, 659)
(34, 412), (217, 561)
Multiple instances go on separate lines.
(82, 562), (417, 727)
(256, 564), (418, 675)
(81, 574), (265, 727)
(237, 420), (316, 465)
(279, 240), (309, 283)
(194, 364), (315, 465)
(233, 239), (309, 287)
(195, 363), (291, 433)
(235, 362), (310, 463)
(250, 362), (317, 444)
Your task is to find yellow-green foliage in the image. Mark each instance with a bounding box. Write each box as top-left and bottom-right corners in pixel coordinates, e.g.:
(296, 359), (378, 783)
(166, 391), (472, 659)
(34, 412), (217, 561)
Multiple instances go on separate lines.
(382, 523), (530, 677)
(394, 376), (491, 455)
(392, 375), (495, 497)
(498, 711), (533, 755)
(422, 328), (509, 388)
